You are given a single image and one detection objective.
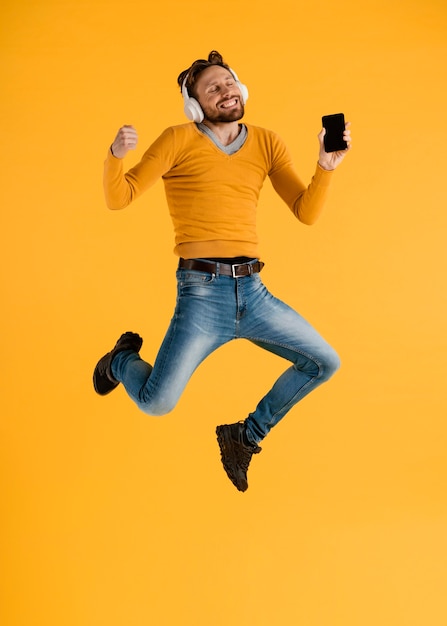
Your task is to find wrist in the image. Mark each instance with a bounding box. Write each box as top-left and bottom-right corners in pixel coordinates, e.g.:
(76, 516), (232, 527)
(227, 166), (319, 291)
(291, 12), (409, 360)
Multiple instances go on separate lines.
(318, 160), (334, 171)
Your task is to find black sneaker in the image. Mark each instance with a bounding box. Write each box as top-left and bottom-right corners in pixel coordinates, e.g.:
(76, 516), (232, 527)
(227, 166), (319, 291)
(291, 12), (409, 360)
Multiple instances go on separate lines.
(216, 422), (262, 492)
(93, 331), (143, 396)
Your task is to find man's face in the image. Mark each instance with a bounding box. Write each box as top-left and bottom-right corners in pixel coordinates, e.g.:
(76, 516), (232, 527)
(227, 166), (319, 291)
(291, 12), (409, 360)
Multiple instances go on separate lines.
(193, 65), (244, 123)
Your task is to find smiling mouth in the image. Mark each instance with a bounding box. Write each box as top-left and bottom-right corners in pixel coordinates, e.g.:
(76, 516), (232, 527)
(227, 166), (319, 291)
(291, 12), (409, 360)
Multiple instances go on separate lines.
(220, 99), (238, 109)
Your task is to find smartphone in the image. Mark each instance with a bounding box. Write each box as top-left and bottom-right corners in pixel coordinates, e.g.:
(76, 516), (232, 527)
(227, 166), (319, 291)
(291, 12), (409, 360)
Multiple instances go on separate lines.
(322, 113), (347, 152)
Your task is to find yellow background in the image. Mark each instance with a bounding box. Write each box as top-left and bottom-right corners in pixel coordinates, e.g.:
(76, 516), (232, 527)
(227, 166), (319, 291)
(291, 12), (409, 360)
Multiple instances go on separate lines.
(1, 1), (446, 624)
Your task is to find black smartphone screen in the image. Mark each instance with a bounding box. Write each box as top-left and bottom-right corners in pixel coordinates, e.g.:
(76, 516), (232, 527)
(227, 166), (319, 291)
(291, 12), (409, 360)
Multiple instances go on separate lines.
(322, 113), (347, 152)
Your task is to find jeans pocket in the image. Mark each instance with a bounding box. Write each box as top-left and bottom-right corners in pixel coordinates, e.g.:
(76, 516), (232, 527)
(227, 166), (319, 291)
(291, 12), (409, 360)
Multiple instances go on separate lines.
(176, 269), (216, 291)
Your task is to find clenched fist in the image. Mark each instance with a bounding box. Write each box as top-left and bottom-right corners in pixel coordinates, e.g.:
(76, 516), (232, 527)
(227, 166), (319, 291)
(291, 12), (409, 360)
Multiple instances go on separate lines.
(110, 125), (138, 159)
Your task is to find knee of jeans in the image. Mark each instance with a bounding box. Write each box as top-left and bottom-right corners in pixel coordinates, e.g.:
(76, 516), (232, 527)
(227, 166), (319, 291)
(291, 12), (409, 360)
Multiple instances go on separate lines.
(320, 349), (341, 380)
(295, 347), (340, 380)
(137, 395), (177, 417)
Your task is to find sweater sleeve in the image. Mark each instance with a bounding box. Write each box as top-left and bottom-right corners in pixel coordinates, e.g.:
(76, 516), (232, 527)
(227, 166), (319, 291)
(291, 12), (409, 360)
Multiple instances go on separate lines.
(103, 127), (174, 210)
(268, 135), (334, 225)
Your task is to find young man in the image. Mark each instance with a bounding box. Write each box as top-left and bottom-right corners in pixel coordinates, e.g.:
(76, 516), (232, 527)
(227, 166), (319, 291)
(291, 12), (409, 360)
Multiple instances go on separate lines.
(93, 51), (351, 492)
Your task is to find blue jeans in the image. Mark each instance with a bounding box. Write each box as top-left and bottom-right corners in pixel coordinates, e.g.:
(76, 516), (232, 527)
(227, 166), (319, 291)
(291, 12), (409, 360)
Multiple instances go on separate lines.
(111, 262), (340, 445)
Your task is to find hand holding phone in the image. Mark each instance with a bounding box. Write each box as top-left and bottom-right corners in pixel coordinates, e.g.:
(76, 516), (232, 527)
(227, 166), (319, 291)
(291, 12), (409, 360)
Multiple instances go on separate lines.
(322, 113), (348, 153)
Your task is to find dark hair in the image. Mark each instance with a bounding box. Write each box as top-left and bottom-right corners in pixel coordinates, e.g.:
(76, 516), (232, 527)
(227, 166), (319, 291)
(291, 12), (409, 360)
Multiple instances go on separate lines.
(177, 51), (231, 97)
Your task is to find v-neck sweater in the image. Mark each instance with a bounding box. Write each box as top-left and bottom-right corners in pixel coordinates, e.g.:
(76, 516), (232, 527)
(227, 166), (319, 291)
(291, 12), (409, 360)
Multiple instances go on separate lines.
(103, 122), (334, 259)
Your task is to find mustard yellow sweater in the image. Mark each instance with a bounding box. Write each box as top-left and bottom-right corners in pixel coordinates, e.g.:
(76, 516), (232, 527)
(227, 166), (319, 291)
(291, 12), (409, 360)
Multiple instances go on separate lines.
(103, 123), (333, 259)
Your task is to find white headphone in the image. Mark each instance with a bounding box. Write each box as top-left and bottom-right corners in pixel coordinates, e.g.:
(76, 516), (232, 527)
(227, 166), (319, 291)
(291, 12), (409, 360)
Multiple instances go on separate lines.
(181, 67), (249, 123)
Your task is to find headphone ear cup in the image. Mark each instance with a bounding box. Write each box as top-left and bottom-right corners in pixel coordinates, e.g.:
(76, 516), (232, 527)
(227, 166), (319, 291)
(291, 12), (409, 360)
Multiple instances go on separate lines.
(182, 80), (204, 122)
(183, 96), (204, 123)
(237, 81), (249, 105)
(229, 69), (248, 105)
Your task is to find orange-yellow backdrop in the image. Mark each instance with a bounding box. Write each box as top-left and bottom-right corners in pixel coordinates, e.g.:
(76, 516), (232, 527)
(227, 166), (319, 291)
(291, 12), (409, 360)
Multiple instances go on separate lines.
(1, 1), (446, 625)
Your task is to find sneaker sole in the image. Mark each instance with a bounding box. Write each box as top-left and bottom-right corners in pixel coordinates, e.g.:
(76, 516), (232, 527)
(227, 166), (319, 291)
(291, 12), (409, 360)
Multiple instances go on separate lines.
(216, 425), (248, 492)
(93, 353), (120, 395)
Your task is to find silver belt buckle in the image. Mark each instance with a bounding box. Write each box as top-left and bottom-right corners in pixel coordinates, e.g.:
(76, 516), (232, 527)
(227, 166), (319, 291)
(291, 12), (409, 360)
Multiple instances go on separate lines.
(231, 262), (252, 278)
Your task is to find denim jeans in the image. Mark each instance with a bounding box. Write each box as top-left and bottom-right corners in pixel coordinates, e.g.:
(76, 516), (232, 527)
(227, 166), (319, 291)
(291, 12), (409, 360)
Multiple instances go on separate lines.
(111, 262), (340, 445)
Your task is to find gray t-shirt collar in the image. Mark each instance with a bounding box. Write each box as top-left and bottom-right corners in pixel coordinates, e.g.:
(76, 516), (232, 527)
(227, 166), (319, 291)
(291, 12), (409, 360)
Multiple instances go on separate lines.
(196, 122), (247, 155)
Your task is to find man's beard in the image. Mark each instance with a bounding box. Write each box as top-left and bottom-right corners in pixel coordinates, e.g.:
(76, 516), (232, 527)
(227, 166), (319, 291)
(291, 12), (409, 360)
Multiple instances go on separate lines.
(202, 102), (245, 124)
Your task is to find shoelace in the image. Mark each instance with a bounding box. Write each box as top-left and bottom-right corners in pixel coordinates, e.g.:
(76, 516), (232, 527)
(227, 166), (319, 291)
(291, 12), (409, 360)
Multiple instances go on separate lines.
(235, 441), (261, 473)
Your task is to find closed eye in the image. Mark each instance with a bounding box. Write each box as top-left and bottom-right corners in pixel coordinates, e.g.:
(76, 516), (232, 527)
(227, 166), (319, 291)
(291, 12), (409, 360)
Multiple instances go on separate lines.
(207, 80), (235, 94)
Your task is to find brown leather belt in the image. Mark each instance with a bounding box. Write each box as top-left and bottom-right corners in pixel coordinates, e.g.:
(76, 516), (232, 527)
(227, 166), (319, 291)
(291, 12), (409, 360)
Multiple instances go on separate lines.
(178, 258), (264, 277)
